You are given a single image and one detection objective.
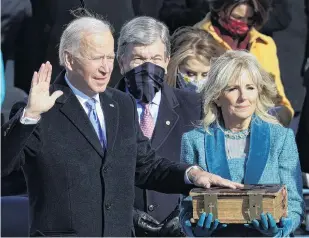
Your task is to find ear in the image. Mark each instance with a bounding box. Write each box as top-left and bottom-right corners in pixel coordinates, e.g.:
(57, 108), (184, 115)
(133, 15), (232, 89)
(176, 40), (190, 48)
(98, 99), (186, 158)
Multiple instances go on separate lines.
(64, 51), (74, 71)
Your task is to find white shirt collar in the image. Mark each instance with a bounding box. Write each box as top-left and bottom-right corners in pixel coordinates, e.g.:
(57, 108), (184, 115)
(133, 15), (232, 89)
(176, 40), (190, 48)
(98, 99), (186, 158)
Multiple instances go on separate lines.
(151, 90), (161, 106)
(64, 74), (100, 104)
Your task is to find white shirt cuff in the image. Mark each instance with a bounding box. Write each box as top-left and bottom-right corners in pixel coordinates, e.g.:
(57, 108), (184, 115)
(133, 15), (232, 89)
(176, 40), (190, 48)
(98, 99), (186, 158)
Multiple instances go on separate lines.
(20, 109), (41, 125)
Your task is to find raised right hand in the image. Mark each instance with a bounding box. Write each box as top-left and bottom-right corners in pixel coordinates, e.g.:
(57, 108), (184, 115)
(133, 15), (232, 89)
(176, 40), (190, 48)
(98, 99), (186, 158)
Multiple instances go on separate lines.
(25, 62), (63, 119)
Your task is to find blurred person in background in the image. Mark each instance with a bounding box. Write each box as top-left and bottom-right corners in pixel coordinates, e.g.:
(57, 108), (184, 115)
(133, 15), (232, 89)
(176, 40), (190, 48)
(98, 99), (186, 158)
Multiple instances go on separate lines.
(21, 0), (136, 91)
(157, 0), (291, 36)
(259, 0), (292, 37)
(297, 0), (309, 175)
(166, 26), (225, 92)
(115, 16), (203, 237)
(159, 0), (210, 33)
(194, 0), (294, 127)
(1, 0), (32, 94)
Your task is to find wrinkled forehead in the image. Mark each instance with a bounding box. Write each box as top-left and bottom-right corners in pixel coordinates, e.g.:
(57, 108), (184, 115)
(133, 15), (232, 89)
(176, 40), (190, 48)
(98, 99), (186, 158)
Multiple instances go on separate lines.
(128, 39), (166, 58)
(79, 31), (115, 57)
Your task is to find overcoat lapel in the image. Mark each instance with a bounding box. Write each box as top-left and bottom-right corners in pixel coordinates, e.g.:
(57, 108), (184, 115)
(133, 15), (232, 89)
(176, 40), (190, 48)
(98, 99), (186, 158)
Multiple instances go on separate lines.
(205, 126), (232, 180)
(244, 118), (270, 184)
(99, 90), (119, 155)
(52, 74), (106, 158)
(151, 86), (179, 151)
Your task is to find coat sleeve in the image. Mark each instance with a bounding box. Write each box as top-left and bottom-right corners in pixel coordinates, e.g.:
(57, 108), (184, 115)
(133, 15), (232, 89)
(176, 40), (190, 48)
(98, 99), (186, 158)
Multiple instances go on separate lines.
(133, 95), (192, 194)
(180, 132), (197, 165)
(1, 102), (41, 177)
(278, 129), (305, 233)
(178, 132), (197, 236)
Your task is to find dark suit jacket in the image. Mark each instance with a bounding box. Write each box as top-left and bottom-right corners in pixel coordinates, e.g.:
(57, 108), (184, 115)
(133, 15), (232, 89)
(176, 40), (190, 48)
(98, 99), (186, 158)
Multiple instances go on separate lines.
(159, 0), (209, 33)
(115, 79), (202, 225)
(1, 72), (192, 237)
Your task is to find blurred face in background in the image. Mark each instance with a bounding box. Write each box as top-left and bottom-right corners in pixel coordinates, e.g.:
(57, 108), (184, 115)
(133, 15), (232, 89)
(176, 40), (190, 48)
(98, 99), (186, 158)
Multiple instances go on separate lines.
(178, 56), (210, 91)
(218, 3), (255, 35)
(179, 57), (210, 81)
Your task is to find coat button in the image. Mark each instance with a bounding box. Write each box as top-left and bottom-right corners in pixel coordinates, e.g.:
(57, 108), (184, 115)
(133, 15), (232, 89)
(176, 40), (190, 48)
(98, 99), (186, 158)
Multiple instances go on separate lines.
(148, 205), (154, 212)
(105, 203), (112, 210)
(103, 166), (108, 173)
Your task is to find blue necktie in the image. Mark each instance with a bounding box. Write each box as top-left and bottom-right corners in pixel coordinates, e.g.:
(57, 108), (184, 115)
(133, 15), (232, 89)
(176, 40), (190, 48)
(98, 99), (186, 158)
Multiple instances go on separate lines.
(85, 98), (105, 148)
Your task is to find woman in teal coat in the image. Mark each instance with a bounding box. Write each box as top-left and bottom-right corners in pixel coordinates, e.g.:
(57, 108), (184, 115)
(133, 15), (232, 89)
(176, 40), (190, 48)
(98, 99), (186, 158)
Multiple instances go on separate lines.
(180, 50), (304, 237)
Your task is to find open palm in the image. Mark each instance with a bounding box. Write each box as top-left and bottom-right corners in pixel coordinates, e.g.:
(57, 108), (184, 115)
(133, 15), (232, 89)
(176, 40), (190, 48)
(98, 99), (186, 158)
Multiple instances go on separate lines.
(25, 62), (63, 118)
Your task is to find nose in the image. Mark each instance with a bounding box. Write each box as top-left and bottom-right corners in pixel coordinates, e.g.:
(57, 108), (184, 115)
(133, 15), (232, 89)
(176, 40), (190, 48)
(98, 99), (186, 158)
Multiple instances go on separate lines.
(196, 74), (203, 81)
(238, 89), (249, 101)
(100, 58), (111, 73)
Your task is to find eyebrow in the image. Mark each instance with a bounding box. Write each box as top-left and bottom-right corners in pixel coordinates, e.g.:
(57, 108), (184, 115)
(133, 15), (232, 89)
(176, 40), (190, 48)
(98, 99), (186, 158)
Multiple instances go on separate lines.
(151, 55), (163, 58)
(132, 54), (146, 59)
(132, 54), (163, 59)
(227, 83), (255, 87)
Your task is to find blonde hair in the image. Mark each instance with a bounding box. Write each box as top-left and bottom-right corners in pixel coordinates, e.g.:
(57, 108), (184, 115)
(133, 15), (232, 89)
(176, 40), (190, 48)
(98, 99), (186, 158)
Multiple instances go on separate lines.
(202, 50), (279, 131)
(166, 27), (225, 87)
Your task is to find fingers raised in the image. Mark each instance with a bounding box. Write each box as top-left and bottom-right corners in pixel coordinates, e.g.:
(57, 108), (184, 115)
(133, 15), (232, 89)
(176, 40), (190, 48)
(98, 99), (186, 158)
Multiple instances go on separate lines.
(31, 71), (39, 86)
(45, 61), (52, 83)
(37, 63), (45, 82)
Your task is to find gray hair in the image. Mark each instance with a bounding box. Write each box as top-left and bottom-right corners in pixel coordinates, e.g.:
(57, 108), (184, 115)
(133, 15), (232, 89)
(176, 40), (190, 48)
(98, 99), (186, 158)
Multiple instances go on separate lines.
(202, 50), (279, 131)
(59, 15), (113, 66)
(117, 16), (171, 61)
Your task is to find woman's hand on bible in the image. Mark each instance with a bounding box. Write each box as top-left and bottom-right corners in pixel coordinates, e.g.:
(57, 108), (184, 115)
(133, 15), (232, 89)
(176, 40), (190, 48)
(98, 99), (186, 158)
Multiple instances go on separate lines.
(244, 213), (293, 237)
(182, 212), (227, 237)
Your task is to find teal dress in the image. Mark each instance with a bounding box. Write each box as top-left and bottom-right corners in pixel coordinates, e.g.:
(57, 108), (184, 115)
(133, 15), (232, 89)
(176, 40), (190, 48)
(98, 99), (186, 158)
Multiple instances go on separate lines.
(180, 117), (304, 237)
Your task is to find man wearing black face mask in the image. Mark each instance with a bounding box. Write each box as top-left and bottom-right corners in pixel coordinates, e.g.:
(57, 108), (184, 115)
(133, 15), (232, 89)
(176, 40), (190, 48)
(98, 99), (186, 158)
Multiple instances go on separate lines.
(115, 16), (203, 237)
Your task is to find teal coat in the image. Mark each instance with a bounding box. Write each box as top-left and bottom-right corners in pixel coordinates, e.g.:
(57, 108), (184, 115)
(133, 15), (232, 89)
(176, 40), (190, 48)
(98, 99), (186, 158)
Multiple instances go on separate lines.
(180, 117), (304, 236)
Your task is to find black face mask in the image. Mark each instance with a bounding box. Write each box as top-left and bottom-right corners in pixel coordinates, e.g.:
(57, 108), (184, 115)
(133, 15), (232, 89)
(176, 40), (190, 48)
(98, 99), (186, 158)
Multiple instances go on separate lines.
(124, 62), (165, 104)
